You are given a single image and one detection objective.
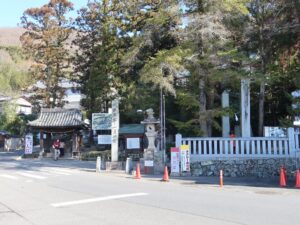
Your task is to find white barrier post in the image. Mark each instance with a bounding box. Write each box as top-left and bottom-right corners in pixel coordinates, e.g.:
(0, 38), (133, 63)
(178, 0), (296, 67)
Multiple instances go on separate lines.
(96, 156), (102, 173)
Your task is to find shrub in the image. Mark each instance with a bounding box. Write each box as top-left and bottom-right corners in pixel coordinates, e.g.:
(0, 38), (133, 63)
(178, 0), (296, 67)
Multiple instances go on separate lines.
(80, 150), (111, 161)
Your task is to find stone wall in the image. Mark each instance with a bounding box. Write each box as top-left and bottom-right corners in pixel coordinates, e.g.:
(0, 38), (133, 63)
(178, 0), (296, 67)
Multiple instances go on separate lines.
(191, 158), (300, 178)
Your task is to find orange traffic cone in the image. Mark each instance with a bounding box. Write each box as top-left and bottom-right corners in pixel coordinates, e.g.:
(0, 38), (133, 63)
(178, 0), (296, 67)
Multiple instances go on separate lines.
(136, 163), (141, 179)
(295, 169), (300, 188)
(162, 166), (169, 182)
(280, 166), (286, 187)
(220, 170), (223, 187)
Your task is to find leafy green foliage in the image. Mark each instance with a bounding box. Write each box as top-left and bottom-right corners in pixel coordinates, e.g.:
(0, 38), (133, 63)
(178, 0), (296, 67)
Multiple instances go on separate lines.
(14, 0), (299, 139)
(0, 103), (36, 135)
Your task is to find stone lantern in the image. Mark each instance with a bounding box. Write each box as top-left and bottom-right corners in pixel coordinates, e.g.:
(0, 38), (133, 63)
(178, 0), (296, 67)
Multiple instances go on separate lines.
(141, 108), (164, 174)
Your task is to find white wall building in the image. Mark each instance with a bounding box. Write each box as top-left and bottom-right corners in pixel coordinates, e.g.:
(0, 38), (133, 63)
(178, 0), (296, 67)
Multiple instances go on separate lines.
(0, 95), (32, 115)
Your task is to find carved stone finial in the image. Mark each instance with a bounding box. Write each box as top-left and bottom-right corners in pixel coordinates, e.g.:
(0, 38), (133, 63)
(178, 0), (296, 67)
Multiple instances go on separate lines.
(145, 108), (154, 120)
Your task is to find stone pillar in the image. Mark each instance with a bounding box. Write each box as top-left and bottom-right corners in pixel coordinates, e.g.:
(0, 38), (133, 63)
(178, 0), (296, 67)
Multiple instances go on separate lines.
(175, 133), (182, 148)
(241, 79), (251, 137)
(222, 90), (230, 137)
(111, 99), (119, 162)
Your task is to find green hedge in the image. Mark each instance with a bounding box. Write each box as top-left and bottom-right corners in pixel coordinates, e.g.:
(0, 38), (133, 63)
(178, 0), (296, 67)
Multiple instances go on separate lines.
(80, 150), (129, 161)
(80, 150), (111, 161)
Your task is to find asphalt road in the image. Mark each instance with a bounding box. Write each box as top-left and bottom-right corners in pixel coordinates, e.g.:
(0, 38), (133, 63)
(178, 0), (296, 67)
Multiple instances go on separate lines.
(0, 152), (299, 225)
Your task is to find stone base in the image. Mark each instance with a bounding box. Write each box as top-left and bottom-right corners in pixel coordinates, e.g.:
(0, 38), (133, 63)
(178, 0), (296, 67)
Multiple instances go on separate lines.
(144, 166), (154, 174)
(141, 150), (164, 174)
(191, 158), (300, 178)
(154, 151), (164, 174)
(106, 161), (125, 171)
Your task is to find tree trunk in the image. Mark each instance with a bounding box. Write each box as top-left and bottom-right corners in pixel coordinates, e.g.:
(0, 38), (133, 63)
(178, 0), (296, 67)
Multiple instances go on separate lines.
(258, 3), (267, 137)
(258, 81), (265, 136)
(207, 81), (215, 137)
(199, 77), (208, 137)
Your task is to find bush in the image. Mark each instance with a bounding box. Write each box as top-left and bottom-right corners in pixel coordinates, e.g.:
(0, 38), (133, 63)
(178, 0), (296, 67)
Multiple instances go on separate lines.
(80, 150), (111, 161)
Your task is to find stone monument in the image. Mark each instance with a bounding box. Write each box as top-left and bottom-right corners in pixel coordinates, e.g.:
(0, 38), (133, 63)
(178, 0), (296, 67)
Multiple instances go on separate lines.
(222, 90), (230, 137)
(141, 108), (164, 174)
(241, 79), (251, 137)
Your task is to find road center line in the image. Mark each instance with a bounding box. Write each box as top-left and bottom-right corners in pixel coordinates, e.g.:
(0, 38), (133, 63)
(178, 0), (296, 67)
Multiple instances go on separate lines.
(51, 193), (149, 208)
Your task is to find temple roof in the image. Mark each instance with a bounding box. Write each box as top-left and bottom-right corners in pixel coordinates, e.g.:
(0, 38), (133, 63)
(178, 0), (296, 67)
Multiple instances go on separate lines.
(28, 108), (84, 128)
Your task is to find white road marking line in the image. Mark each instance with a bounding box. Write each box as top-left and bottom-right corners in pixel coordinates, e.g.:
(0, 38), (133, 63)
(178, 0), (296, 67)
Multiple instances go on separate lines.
(50, 168), (78, 173)
(16, 172), (47, 180)
(51, 193), (149, 208)
(0, 174), (19, 180)
(46, 170), (71, 175)
(39, 169), (71, 176)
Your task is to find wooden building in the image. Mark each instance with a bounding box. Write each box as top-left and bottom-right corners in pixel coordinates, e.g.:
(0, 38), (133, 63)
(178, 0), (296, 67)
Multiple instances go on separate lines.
(28, 108), (85, 157)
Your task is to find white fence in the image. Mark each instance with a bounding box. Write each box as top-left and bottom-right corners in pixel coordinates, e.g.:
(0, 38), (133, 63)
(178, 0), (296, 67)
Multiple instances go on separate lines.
(176, 128), (300, 161)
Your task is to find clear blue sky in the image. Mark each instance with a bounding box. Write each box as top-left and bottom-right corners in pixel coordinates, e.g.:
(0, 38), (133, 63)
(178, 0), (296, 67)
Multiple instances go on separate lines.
(0, 0), (88, 27)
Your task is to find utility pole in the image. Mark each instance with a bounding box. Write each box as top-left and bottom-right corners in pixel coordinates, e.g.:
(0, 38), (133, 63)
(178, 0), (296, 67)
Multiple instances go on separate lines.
(163, 94), (166, 165)
(160, 88), (166, 165)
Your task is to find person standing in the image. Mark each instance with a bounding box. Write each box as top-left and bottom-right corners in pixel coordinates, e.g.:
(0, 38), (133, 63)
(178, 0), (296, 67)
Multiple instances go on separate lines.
(229, 130), (236, 154)
(52, 139), (60, 160)
(59, 141), (65, 157)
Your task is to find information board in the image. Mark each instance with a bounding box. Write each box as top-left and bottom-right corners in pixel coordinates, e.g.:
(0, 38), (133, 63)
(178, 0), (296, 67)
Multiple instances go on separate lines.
(126, 138), (140, 149)
(171, 147), (180, 174)
(25, 134), (33, 155)
(92, 113), (112, 130)
(98, 135), (112, 145)
(180, 145), (190, 172)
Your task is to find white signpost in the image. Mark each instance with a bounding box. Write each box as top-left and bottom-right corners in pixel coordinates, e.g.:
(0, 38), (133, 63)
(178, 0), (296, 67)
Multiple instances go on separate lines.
(171, 147), (180, 174)
(180, 145), (190, 172)
(25, 134), (33, 155)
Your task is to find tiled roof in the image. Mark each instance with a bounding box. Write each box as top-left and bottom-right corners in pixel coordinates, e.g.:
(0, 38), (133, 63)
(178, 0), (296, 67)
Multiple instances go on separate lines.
(28, 108), (84, 128)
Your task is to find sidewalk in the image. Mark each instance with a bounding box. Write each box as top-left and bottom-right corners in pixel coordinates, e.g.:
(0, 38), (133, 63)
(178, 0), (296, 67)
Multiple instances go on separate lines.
(100, 170), (285, 188)
(11, 155), (299, 189)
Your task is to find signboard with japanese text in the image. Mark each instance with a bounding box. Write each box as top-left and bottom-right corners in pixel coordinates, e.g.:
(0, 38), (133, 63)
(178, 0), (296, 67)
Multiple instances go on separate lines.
(25, 134), (33, 155)
(98, 135), (112, 145)
(145, 160), (154, 167)
(126, 138), (140, 149)
(180, 145), (190, 172)
(171, 147), (180, 174)
(264, 126), (287, 138)
(92, 113), (112, 130)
